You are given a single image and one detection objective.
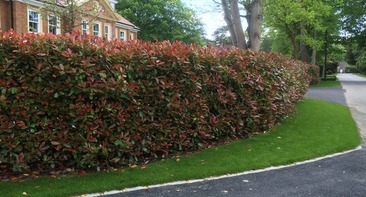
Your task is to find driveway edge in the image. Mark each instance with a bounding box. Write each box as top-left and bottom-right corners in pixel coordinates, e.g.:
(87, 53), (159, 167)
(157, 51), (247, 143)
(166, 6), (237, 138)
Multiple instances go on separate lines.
(83, 146), (363, 197)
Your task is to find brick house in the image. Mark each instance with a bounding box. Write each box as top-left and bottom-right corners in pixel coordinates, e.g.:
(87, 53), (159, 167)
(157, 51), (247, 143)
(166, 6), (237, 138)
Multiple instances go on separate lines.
(0, 0), (139, 41)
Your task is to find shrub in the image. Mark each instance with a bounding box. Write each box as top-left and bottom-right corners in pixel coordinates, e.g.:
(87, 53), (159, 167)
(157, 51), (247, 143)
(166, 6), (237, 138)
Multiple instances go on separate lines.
(306, 64), (320, 85)
(326, 62), (339, 74)
(345, 65), (358, 73)
(0, 30), (311, 173)
(356, 52), (366, 74)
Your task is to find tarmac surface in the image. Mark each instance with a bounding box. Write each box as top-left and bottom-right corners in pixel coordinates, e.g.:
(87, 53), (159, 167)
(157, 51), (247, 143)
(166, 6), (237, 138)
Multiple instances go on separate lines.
(92, 73), (366, 197)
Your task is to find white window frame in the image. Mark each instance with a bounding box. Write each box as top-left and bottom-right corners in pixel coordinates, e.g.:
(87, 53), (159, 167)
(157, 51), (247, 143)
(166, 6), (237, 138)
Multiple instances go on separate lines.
(81, 20), (89, 35)
(48, 14), (60, 35)
(104, 25), (110, 40)
(93, 22), (100, 36)
(119, 31), (125, 41)
(28, 9), (41, 33)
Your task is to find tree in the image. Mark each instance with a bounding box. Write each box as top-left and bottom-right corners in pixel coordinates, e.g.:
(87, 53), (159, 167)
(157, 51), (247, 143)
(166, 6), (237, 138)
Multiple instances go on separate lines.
(244, 0), (263, 52)
(264, 0), (343, 63)
(215, 0), (263, 51)
(116, 0), (205, 44)
(260, 29), (292, 56)
(339, 0), (366, 73)
(41, 0), (102, 33)
(220, 0), (247, 49)
(212, 26), (232, 47)
(339, 0), (366, 46)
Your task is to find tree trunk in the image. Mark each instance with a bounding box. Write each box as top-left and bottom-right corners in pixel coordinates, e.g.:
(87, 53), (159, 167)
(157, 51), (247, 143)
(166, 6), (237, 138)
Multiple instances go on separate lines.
(221, 0), (238, 46)
(231, 0), (247, 49)
(311, 30), (317, 64)
(248, 0), (263, 52)
(290, 35), (299, 59)
(300, 23), (312, 63)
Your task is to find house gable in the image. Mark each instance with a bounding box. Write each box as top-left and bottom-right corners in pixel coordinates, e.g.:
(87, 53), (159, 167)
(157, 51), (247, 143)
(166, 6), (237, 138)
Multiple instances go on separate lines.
(80, 0), (120, 22)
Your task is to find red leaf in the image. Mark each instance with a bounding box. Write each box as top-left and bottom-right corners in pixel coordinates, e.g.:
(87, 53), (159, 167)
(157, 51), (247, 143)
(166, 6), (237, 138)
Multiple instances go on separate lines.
(79, 171), (87, 176)
(9, 176), (17, 181)
(17, 121), (25, 127)
(141, 165), (147, 170)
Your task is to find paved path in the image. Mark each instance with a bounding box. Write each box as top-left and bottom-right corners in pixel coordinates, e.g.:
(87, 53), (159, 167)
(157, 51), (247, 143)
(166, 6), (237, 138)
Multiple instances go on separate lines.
(337, 74), (366, 145)
(92, 73), (366, 197)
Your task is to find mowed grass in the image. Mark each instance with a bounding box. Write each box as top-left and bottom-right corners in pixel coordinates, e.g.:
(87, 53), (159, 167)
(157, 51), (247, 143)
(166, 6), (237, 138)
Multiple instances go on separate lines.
(355, 73), (366, 78)
(0, 99), (360, 197)
(311, 75), (341, 88)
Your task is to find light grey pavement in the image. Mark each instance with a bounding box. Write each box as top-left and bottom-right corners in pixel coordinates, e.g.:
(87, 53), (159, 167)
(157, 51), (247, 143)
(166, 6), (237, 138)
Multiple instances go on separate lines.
(337, 74), (366, 145)
(97, 73), (366, 197)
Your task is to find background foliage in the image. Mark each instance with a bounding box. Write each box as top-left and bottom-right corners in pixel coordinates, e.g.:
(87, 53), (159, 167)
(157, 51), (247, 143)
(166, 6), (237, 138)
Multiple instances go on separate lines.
(116, 0), (205, 45)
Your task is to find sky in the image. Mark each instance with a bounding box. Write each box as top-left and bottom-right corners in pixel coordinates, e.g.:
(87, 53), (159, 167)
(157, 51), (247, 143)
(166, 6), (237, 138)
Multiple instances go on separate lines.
(181, 0), (226, 39)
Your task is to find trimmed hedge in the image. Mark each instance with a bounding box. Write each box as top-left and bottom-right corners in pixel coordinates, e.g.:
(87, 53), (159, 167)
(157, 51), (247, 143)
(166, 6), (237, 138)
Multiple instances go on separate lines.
(308, 64), (321, 85)
(345, 65), (358, 73)
(0, 31), (312, 172)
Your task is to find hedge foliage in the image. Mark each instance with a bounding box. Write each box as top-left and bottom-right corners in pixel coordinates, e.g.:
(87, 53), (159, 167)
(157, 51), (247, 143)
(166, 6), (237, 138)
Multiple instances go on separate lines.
(308, 64), (321, 85)
(0, 31), (313, 172)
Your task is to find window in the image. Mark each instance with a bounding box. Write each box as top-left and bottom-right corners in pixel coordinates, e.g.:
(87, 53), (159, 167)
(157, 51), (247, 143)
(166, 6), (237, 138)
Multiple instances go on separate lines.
(130, 34), (133, 40)
(81, 20), (88, 35)
(28, 9), (40, 33)
(93, 23), (100, 36)
(120, 31), (125, 41)
(48, 15), (58, 34)
(104, 25), (109, 39)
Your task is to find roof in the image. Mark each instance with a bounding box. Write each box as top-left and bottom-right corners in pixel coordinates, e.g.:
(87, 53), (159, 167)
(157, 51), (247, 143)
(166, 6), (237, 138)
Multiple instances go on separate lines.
(116, 13), (139, 31)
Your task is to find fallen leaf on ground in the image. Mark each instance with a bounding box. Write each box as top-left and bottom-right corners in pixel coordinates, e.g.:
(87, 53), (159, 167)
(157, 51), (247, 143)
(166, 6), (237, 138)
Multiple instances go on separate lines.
(141, 165), (147, 170)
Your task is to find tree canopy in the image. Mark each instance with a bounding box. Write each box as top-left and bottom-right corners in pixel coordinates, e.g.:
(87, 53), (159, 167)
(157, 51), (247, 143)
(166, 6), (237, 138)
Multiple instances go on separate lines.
(339, 0), (366, 45)
(264, 0), (338, 61)
(116, 0), (205, 44)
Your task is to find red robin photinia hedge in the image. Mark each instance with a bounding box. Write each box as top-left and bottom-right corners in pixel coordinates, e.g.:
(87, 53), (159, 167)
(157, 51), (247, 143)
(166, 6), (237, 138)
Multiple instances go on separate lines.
(0, 30), (315, 172)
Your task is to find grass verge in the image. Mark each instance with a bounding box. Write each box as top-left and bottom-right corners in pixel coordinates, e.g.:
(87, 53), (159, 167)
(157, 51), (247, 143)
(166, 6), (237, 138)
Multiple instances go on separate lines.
(355, 73), (366, 78)
(311, 75), (341, 88)
(0, 99), (360, 197)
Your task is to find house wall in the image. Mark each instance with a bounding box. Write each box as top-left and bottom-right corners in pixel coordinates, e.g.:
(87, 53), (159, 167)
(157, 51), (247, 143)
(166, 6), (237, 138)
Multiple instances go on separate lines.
(0, 0), (11, 32)
(13, 1), (28, 33)
(0, 0), (138, 41)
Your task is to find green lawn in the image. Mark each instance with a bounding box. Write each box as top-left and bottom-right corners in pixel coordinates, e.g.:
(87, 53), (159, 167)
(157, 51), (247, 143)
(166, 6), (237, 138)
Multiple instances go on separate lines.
(311, 76), (341, 87)
(355, 73), (366, 78)
(0, 99), (360, 197)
